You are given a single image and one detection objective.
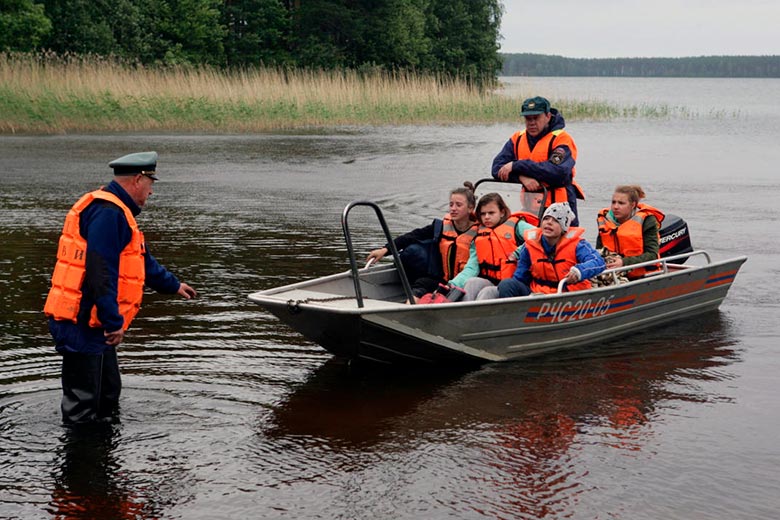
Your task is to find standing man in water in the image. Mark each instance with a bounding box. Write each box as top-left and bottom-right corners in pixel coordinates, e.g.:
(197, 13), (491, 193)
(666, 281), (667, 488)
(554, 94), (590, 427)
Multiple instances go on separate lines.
(44, 152), (197, 425)
(491, 96), (585, 225)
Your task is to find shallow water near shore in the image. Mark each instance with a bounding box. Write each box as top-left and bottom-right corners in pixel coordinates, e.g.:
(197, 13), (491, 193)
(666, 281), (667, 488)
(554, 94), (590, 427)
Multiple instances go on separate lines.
(1, 78), (780, 519)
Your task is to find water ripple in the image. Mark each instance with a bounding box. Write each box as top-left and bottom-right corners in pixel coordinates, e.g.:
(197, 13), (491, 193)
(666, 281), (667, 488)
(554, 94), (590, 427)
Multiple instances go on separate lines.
(1, 128), (777, 519)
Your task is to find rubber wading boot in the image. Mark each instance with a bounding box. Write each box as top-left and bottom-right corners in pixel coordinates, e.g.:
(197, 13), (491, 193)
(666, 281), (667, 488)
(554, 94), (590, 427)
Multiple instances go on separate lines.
(61, 350), (122, 424)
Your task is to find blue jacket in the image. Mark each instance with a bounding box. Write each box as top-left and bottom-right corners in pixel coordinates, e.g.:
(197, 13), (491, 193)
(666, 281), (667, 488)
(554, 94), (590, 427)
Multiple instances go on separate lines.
(490, 110), (580, 225)
(510, 235), (605, 287)
(49, 181), (181, 354)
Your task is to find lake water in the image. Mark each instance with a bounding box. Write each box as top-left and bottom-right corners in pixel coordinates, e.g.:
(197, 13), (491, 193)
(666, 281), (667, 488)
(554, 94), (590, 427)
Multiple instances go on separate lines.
(1, 77), (779, 519)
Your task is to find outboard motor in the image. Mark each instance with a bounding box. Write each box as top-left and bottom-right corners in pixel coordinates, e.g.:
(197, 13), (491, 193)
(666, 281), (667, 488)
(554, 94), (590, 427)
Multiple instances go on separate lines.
(659, 213), (693, 262)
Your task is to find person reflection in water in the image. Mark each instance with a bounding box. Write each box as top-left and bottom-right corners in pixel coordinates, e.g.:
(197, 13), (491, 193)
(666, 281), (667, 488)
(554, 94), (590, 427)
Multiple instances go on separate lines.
(50, 425), (156, 519)
(44, 152), (197, 425)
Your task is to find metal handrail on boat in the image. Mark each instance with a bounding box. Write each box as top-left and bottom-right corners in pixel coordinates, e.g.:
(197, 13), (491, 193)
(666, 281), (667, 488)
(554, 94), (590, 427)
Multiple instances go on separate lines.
(609, 249), (710, 275)
(341, 201), (416, 308)
(577, 249), (712, 290)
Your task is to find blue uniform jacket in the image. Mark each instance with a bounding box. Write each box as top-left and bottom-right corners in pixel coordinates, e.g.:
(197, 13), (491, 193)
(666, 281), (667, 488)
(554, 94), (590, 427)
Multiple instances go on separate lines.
(49, 180), (181, 354)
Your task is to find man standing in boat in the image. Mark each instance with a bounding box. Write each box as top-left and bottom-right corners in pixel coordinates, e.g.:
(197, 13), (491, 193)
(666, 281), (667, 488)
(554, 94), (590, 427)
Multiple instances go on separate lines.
(491, 96), (585, 225)
(44, 151), (197, 425)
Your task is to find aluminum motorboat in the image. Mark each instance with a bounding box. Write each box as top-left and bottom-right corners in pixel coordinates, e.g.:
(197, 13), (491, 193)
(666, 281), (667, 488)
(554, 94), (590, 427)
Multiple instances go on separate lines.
(249, 198), (746, 366)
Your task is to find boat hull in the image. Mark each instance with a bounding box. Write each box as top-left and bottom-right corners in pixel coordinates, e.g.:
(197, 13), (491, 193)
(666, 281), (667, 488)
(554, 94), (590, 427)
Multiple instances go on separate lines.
(251, 255), (747, 366)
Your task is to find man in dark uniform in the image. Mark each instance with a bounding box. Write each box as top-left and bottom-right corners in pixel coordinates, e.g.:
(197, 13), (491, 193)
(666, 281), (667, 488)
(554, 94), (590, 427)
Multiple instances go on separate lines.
(44, 152), (197, 424)
(491, 96), (585, 225)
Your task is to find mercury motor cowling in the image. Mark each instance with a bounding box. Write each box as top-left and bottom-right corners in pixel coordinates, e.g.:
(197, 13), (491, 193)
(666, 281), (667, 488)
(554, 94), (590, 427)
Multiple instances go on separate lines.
(659, 213), (693, 263)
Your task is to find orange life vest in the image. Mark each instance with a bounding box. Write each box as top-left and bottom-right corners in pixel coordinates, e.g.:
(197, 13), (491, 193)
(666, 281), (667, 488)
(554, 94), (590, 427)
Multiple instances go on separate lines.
(438, 214), (478, 281)
(44, 190), (146, 330)
(597, 203), (665, 279)
(474, 216), (524, 284)
(510, 129), (585, 206)
(524, 226), (592, 293)
(514, 211), (539, 228)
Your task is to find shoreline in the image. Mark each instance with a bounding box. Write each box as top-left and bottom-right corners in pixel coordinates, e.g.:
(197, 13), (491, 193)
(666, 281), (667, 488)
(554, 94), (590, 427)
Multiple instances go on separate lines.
(1, 55), (683, 135)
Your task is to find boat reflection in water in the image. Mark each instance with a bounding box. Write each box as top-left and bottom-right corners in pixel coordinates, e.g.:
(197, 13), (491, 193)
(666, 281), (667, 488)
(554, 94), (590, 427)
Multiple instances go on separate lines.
(265, 313), (738, 517)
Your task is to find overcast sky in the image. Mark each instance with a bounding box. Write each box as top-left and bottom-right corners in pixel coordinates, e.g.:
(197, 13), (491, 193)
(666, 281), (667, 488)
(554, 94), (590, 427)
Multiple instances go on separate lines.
(499, 1), (780, 58)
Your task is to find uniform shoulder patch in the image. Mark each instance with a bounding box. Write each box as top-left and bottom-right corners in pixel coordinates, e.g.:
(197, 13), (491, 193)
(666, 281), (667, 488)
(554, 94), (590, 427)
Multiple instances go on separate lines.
(550, 147), (566, 165)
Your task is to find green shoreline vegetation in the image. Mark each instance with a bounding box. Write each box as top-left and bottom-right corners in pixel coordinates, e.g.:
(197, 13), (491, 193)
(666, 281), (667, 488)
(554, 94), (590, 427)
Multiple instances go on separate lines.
(1, 54), (685, 135)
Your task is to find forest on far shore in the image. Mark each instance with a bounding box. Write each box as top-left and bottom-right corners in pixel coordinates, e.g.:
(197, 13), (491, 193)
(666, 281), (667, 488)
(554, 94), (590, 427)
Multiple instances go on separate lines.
(501, 53), (780, 77)
(1, 0), (503, 82)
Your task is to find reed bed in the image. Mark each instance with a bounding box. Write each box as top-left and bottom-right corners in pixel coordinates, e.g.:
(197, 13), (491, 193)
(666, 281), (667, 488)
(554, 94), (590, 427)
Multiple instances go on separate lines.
(0, 53), (679, 134)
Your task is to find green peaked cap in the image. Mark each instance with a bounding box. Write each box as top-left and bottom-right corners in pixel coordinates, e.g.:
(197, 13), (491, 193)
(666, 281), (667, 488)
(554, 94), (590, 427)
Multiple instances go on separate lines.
(109, 151), (158, 179)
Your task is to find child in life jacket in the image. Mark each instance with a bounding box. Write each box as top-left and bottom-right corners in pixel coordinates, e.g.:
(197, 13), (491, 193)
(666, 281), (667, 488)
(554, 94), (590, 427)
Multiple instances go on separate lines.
(596, 185), (665, 279)
(365, 182), (478, 302)
(446, 192), (537, 301)
(497, 202), (606, 297)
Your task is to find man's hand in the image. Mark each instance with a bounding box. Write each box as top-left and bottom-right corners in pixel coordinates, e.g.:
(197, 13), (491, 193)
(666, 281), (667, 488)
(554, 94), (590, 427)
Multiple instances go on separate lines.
(177, 282), (198, 299)
(497, 162), (513, 181)
(104, 328), (125, 346)
(519, 175), (541, 192)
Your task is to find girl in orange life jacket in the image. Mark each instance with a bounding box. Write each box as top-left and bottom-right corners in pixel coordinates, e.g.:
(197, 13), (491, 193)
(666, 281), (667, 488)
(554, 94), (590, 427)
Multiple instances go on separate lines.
(596, 185), (665, 279)
(498, 202), (606, 298)
(365, 182), (478, 301)
(447, 192), (537, 301)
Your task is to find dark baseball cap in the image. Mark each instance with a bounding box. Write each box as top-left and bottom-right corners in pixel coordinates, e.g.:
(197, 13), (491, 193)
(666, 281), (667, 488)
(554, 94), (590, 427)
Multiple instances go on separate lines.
(520, 96), (551, 116)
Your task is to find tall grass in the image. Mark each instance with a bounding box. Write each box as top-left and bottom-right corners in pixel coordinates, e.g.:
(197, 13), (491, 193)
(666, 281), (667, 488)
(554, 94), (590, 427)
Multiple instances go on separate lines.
(0, 53), (678, 134)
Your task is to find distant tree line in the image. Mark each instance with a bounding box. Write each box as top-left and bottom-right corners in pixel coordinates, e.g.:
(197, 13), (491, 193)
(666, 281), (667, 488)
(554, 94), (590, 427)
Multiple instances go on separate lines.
(0, 0), (503, 81)
(502, 53), (780, 78)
